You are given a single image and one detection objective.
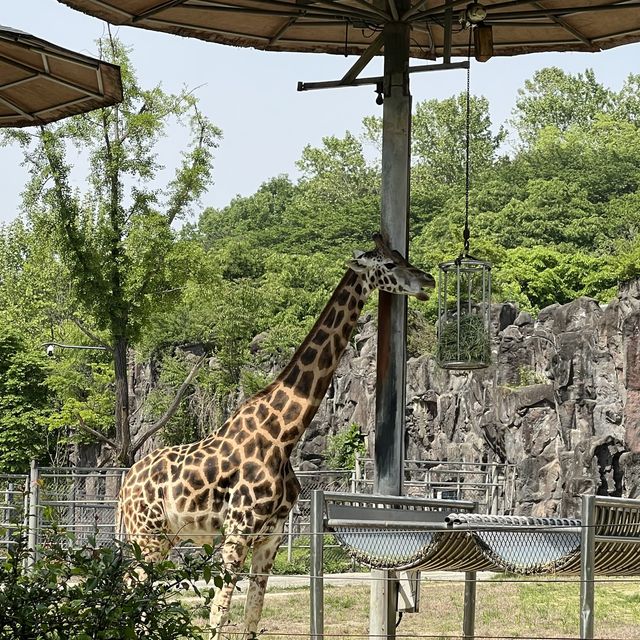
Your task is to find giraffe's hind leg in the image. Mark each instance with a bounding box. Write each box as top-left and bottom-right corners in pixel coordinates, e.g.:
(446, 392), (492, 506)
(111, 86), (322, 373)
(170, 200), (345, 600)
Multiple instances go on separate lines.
(125, 531), (173, 584)
(209, 531), (251, 638)
(242, 518), (286, 639)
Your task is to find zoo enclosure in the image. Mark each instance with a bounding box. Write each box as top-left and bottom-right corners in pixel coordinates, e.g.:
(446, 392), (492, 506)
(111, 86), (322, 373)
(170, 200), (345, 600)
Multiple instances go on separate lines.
(0, 459), (515, 564)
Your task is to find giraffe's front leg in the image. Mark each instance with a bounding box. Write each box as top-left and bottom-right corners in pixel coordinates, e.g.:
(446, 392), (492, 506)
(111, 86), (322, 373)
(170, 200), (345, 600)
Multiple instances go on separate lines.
(209, 532), (251, 638)
(242, 518), (287, 639)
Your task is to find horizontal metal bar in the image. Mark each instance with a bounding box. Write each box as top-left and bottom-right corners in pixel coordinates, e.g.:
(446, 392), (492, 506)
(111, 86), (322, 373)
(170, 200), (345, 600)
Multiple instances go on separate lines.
(408, 60), (469, 73)
(298, 60), (469, 91)
(451, 523), (582, 534)
(39, 500), (118, 506)
(322, 491), (476, 511)
(51, 524), (117, 530)
(327, 519), (451, 531)
(359, 458), (516, 469)
(594, 495), (640, 509)
(39, 467), (128, 473)
(595, 535), (640, 545)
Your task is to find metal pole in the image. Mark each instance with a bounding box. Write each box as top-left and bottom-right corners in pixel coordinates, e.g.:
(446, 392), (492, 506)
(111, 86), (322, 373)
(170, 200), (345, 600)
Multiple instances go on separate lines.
(287, 508), (294, 562)
(374, 18), (411, 498)
(580, 494), (596, 639)
(310, 490), (325, 640)
(462, 571), (477, 639)
(371, 16), (411, 639)
(26, 461), (39, 570)
(3, 482), (12, 548)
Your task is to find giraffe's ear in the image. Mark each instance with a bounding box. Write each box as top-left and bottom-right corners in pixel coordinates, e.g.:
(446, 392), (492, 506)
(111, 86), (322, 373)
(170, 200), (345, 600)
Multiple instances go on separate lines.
(347, 254), (368, 273)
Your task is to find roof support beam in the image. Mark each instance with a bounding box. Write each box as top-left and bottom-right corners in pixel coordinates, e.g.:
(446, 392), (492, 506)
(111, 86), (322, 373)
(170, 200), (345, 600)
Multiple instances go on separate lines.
(531, 0), (592, 46)
(340, 32), (384, 84)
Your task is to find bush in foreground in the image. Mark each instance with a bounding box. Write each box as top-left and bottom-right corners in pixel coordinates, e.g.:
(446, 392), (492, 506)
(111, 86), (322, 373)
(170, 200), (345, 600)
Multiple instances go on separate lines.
(0, 527), (225, 640)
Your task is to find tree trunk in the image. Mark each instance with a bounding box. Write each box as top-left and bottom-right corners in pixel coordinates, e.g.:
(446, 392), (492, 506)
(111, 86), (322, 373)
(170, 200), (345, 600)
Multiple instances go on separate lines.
(113, 335), (132, 466)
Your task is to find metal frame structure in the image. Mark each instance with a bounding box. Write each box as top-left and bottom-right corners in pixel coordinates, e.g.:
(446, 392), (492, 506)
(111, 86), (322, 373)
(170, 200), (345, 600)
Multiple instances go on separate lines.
(2, 461), (514, 568)
(436, 255), (492, 369)
(310, 490), (640, 640)
(355, 456), (517, 514)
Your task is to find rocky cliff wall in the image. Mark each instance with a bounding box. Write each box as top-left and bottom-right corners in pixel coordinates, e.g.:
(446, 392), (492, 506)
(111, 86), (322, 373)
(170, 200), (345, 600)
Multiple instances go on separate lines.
(76, 279), (640, 519)
(294, 278), (640, 518)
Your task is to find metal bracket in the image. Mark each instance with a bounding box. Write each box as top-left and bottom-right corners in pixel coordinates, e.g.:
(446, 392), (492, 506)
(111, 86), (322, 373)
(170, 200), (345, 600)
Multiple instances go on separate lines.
(297, 60), (469, 92)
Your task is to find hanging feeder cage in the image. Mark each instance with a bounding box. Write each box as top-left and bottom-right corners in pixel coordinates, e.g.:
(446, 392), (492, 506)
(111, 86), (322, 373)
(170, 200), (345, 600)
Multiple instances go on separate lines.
(436, 255), (492, 370)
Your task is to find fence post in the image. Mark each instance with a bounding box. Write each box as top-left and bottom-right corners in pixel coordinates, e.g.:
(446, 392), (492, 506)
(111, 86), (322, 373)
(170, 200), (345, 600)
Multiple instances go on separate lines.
(310, 490), (324, 640)
(462, 570), (477, 639)
(490, 465), (498, 515)
(117, 469), (127, 541)
(26, 461), (40, 569)
(287, 508), (294, 562)
(580, 494), (596, 639)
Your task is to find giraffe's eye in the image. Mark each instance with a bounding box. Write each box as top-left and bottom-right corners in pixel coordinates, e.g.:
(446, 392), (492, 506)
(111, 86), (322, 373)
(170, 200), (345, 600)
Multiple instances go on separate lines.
(383, 262), (395, 269)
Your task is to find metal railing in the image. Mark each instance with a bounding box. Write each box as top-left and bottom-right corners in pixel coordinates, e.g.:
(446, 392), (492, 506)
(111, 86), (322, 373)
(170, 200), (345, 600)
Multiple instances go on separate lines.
(1, 457), (517, 567)
(354, 456), (517, 515)
(0, 473), (29, 549)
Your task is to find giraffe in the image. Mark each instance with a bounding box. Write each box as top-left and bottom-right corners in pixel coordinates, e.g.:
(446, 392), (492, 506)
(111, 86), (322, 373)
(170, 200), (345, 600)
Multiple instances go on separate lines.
(117, 232), (435, 638)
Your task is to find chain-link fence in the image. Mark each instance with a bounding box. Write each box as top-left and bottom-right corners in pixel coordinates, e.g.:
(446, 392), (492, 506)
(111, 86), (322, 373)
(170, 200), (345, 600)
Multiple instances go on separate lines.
(5, 460), (515, 573)
(30, 465), (127, 550)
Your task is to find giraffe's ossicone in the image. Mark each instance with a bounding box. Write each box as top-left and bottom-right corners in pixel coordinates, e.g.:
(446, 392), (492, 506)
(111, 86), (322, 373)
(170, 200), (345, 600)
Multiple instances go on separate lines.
(117, 232), (435, 638)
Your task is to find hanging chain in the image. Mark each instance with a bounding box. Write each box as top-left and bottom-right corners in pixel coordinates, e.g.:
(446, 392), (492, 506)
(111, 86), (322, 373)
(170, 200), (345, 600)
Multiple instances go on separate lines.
(463, 27), (472, 257)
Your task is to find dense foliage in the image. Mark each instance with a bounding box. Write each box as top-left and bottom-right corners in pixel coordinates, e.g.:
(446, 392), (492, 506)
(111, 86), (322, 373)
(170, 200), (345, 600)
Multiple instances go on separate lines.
(0, 527), (222, 639)
(0, 61), (639, 471)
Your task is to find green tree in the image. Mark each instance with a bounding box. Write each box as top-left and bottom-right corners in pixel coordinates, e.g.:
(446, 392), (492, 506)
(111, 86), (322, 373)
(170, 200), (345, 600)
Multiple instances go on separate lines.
(511, 67), (614, 147)
(0, 333), (52, 473)
(284, 132), (380, 255)
(197, 175), (296, 252)
(4, 36), (219, 465)
(411, 93), (505, 186)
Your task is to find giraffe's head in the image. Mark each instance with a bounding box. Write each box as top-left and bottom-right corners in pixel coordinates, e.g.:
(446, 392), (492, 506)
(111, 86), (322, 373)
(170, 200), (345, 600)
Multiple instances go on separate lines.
(347, 233), (435, 301)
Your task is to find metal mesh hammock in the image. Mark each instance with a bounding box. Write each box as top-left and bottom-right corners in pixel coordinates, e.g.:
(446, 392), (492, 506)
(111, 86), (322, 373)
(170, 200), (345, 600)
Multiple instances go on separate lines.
(328, 501), (640, 575)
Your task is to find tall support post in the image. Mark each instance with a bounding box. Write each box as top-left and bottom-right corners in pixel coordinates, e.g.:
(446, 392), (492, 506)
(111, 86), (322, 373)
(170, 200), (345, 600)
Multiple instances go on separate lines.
(580, 494), (596, 639)
(462, 571), (477, 639)
(371, 16), (411, 640)
(26, 460), (39, 570)
(310, 490), (325, 640)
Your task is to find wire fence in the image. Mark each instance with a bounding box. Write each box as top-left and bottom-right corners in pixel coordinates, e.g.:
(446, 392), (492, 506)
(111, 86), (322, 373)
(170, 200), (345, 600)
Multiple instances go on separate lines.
(0, 460), (514, 568)
(3, 469), (640, 640)
(0, 473), (29, 550)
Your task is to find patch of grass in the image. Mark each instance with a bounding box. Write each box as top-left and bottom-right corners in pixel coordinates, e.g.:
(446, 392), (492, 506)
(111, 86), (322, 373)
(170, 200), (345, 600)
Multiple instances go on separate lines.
(190, 576), (640, 640)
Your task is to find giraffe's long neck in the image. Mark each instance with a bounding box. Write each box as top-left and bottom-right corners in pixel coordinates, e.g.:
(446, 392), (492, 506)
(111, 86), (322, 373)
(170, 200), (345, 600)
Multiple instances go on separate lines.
(271, 268), (371, 446)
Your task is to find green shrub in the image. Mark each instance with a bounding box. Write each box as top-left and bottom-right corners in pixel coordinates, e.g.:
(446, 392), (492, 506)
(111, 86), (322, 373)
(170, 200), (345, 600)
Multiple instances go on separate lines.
(325, 423), (367, 470)
(0, 527), (226, 640)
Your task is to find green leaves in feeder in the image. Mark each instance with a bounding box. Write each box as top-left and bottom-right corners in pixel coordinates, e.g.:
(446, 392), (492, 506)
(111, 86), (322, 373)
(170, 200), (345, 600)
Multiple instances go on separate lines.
(437, 313), (491, 368)
(436, 256), (492, 370)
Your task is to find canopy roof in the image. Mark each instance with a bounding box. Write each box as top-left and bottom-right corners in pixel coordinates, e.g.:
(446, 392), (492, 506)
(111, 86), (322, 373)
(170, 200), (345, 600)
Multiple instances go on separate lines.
(0, 25), (123, 128)
(57, 0), (640, 59)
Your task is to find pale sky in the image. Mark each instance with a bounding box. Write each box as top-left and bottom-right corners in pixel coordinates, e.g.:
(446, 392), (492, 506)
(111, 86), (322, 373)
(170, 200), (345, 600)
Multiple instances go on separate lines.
(2, 2), (640, 225)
